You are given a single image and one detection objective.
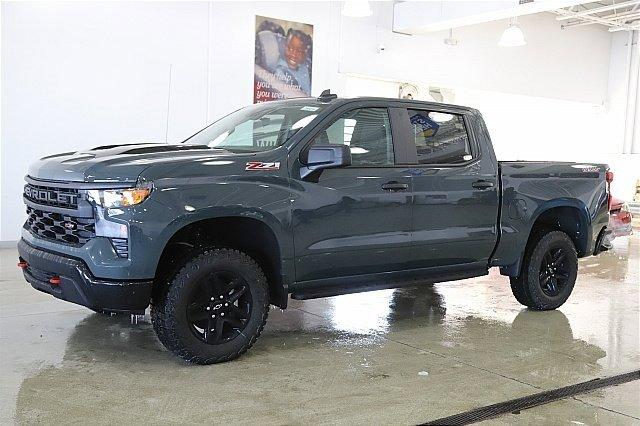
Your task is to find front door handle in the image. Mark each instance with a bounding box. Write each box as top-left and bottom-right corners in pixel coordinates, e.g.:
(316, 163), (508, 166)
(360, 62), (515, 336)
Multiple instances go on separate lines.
(381, 181), (409, 192)
(472, 180), (494, 190)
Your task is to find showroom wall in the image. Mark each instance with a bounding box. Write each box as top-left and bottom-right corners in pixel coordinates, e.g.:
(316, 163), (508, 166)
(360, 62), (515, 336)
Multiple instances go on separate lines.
(1, 2), (213, 241)
(340, 2), (612, 105)
(0, 1), (634, 241)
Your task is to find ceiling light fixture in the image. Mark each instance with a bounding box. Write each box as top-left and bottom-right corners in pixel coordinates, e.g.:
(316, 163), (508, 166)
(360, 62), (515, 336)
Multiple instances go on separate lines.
(444, 29), (459, 46)
(342, 1), (373, 18)
(499, 18), (527, 47)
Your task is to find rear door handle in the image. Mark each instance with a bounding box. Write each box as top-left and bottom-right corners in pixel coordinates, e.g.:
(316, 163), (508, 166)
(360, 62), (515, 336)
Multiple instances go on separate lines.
(381, 181), (409, 192)
(472, 180), (494, 190)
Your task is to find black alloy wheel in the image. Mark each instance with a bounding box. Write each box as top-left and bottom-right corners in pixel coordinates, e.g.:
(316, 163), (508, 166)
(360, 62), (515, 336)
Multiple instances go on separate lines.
(151, 248), (269, 364)
(538, 247), (570, 297)
(509, 230), (578, 310)
(186, 271), (252, 344)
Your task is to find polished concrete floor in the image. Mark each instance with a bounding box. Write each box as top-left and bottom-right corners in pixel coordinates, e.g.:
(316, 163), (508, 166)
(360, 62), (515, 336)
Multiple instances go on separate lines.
(1, 234), (638, 425)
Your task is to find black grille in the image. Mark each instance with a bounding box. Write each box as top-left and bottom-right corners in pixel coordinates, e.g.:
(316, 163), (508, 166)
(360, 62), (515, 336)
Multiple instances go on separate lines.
(26, 207), (95, 245)
(24, 183), (79, 209)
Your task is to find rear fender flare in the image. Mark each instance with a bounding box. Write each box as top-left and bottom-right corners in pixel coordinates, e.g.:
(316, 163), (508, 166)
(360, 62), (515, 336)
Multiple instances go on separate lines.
(500, 198), (591, 277)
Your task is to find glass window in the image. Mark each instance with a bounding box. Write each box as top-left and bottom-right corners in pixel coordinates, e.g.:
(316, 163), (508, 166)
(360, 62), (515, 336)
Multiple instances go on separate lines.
(408, 110), (472, 164)
(311, 108), (394, 166)
(184, 101), (326, 152)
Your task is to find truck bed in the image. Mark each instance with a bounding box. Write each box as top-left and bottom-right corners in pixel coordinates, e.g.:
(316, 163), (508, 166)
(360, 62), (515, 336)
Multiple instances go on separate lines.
(491, 161), (610, 275)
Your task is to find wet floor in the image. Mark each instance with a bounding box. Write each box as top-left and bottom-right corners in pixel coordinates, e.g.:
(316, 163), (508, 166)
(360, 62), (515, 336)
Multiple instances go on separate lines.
(1, 234), (638, 425)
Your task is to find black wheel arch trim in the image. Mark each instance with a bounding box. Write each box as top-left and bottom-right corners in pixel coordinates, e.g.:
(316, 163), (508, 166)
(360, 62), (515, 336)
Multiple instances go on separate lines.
(154, 209), (291, 309)
(496, 198), (593, 278)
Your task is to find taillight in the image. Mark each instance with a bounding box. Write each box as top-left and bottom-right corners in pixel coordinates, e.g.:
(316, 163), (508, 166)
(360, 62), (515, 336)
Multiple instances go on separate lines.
(620, 203), (632, 223)
(620, 211), (632, 224)
(606, 170), (614, 183)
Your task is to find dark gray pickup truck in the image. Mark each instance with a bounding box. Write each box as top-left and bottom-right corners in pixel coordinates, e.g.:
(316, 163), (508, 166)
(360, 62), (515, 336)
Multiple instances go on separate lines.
(18, 92), (612, 364)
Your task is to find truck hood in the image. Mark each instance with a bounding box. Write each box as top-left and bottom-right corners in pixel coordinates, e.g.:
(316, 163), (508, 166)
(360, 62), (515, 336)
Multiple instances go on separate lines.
(27, 143), (233, 184)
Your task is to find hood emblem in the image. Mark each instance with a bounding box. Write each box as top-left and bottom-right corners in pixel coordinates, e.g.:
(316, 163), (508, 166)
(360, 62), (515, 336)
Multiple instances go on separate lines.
(246, 162), (280, 171)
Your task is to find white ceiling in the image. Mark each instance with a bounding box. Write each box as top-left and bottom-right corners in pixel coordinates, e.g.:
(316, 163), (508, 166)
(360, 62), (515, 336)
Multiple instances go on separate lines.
(393, 0), (640, 34)
(552, 1), (640, 32)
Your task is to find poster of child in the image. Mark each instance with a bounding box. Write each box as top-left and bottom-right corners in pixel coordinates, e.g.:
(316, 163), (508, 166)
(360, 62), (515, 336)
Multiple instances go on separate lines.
(254, 16), (313, 103)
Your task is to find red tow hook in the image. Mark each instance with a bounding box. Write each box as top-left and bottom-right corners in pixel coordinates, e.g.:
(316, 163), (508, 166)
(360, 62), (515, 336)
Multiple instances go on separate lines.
(17, 261), (28, 269)
(49, 276), (61, 286)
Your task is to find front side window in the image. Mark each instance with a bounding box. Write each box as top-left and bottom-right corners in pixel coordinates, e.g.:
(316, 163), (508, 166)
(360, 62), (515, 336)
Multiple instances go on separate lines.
(184, 101), (326, 152)
(311, 108), (394, 166)
(408, 110), (472, 164)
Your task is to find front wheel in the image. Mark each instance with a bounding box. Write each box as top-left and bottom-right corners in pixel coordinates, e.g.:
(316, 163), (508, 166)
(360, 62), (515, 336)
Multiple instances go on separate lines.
(510, 230), (578, 310)
(151, 248), (269, 364)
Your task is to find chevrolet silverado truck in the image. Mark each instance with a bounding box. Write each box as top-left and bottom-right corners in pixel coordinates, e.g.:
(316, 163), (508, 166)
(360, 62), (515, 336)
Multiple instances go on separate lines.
(18, 91), (612, 364)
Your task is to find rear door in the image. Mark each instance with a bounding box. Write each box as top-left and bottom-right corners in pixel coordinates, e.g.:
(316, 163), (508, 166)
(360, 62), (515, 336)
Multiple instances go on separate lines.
(289, 104), (414, 283)
(397, 107), (499, 269)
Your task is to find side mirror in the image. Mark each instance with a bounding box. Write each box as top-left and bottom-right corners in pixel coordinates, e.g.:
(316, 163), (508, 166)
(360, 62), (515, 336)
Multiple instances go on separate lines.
(300, 145), (352, 179)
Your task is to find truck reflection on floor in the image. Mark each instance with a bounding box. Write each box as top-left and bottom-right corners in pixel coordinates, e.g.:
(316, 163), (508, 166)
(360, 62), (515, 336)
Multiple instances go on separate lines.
(14, 283), (609, 424)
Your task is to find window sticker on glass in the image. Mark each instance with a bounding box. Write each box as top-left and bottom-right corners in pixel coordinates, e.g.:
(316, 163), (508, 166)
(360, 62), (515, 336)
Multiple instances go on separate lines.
(410, 113), (440, 138)
(300, 106), (319, 112)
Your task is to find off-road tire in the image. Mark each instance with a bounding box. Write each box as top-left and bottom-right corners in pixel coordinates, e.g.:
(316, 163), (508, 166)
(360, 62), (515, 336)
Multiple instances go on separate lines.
(510, 230), (578, 310)
(151, 248), (269, 364)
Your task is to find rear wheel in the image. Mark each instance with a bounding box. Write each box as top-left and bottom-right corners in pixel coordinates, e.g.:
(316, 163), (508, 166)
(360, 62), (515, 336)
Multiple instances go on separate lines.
(510, 230), (578, 310)
(151, 248), (269, 364)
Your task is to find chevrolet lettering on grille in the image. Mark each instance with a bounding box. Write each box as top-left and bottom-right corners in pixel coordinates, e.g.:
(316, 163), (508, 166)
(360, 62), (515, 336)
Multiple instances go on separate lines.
(24, 184), (79, 207)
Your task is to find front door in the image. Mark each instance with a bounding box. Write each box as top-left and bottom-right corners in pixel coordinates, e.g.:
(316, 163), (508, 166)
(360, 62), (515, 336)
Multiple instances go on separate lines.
(290, 106), (413, 283)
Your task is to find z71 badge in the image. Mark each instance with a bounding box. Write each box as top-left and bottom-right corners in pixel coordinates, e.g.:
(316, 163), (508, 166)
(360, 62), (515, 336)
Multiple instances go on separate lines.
(245, 162), (280, 171)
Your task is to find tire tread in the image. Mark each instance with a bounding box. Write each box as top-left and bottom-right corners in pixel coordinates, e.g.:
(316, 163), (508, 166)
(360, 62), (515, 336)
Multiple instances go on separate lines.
(151, 248), (269, 364)
(510, 230), (578, 311)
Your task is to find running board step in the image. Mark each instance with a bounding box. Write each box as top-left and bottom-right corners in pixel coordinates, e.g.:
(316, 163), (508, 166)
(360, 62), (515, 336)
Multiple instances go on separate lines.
(291, 267), (487, 300)
(292, 279), (419, 300)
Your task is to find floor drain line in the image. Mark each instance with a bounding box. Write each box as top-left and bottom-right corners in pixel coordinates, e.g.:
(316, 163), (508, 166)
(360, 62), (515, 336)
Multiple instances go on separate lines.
(421, 370), (640, 425)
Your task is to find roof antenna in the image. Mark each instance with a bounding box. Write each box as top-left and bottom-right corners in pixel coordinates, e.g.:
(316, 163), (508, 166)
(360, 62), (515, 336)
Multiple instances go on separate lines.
(318, 89), (338, 102)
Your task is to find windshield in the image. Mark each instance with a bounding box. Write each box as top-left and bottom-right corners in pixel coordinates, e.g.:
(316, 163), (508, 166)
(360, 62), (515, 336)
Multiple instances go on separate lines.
(183, 101), (326, 152)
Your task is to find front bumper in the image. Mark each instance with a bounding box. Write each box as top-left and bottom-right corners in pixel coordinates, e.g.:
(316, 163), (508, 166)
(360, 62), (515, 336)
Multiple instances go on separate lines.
(17, 239), (152, 314)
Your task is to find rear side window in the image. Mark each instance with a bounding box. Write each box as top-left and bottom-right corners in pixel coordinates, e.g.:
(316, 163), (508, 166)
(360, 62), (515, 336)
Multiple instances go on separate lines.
(311, 108), (394, 166)
(407, 110), (472, 164)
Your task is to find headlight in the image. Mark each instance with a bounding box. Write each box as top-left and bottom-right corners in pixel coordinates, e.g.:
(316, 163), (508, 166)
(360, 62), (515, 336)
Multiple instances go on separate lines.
(87, 182), (153, 208)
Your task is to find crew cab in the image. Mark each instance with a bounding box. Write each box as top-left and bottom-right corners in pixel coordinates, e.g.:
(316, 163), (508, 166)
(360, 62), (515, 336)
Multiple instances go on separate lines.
(18, 92), (611, 364)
